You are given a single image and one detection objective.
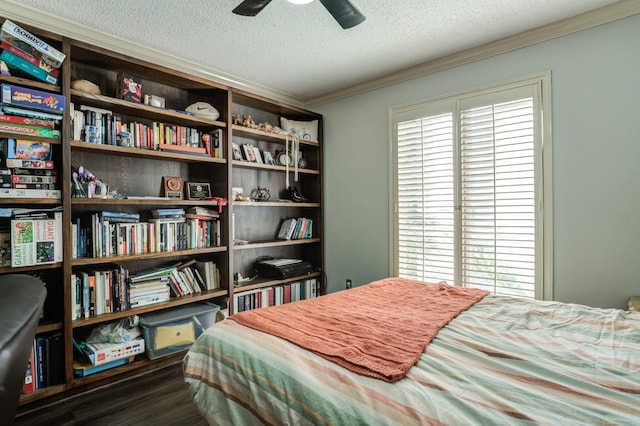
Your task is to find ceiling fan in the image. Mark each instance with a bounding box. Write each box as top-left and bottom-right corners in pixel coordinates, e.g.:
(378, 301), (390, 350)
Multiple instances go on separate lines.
(233, 0), (366, 29)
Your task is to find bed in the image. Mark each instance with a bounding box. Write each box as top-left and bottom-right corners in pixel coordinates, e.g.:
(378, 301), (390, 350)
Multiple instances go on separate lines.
(183, 277), (640, 425)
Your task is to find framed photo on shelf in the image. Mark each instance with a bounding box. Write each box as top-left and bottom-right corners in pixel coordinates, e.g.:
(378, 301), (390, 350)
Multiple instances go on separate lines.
(251, 146), (263, 163)
(263, 151), (276, 165)
(186, 182), (211, 200)
(232, 142), (244, 161)
(242, 144), (257, 162)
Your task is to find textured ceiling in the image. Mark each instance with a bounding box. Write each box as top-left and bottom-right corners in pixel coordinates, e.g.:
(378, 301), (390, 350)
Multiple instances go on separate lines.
(4, 0), (620, 103)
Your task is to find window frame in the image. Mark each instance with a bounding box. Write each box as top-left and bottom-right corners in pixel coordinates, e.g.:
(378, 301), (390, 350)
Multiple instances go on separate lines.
(389, 72), (553, 300)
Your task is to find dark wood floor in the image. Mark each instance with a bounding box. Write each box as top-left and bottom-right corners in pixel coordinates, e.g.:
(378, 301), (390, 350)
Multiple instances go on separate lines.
(14, 363), (207, 426)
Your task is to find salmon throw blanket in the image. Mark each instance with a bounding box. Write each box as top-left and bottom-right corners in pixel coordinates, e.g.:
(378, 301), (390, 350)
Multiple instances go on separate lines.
(230, 277), (489, 382)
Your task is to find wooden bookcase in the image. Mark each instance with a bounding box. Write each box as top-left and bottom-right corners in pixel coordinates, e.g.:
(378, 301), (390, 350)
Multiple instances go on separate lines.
(0, 17), (323, 406)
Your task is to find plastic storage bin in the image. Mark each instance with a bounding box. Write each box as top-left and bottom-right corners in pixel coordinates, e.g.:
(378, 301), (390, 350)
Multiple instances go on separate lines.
(139, 302), (219, 359)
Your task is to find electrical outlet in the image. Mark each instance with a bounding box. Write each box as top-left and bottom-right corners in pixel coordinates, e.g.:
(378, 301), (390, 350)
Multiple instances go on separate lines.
(346, 279), (352, 289)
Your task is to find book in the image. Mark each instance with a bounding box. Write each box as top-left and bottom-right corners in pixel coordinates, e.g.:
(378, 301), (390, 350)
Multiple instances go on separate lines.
(23, 347), (35, 394)
(0, 49), (59, 85)
(0, 19), (66, 68)
(10, 210), (62, 266)
(45, 332), (65, 386)
(277, 218), (297, 240)
(117, 73), (142, 103)
(35, 335), (45, 389)
(1, 83), (65, 114)
(0, 226), (10, 266)
(0, 41), (60, 76)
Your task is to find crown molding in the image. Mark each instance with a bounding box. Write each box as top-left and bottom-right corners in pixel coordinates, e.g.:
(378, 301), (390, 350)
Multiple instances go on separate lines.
(305, 0), (640, 107)
(0, 1), (305, 107)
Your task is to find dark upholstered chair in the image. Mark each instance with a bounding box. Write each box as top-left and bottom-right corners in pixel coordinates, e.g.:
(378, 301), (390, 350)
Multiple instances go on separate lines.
(0, 274), (47, 425)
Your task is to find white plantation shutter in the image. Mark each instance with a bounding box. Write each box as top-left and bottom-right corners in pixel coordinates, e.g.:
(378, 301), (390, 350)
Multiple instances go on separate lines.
(396, 112), (455, 283)
(392, 77), (550, 299)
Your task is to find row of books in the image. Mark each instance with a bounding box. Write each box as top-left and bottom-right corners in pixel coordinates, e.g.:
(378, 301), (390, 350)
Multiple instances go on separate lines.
(71, 103), (222, 158)
(0, 19), (66, 86)
(71, 259), (220, 319)
(22, 332), (64, 395)
(71, 212), (221, 259)
(233, 278), (320, 313)
(277, 217), (313, 240)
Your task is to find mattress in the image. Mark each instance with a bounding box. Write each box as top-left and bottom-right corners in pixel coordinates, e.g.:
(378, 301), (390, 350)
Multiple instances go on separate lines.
(183, 293), (640, 425)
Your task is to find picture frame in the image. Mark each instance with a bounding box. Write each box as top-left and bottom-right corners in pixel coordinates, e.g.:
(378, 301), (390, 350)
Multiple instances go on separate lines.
(232, 142), (244, 161)
(242, 144), (257, 162)
(263, 151), (276, 165)
(251, 146), (263, 163)
(186, 182), (211, 200)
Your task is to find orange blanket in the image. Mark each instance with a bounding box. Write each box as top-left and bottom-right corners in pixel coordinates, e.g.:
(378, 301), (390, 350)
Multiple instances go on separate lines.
(230, 277), (489, 382)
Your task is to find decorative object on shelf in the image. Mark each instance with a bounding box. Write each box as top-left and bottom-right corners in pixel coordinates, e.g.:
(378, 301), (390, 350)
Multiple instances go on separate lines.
(162, 176), (183, 199)
(250, 187), (270, 202)
(71, 79), (100, 95)
(280, 117), (318, 142)
(232, 187), (248, 201)
(186, 102), (220, 120)
(117, 72), (142, 103)
(186, 182), (212, 200)
(71, 165), (110, 198)
(232, 114), (286, 135)
(280, 186), (308, 203)
(242, 144), (257, 162)
(144, 94), (165, 108)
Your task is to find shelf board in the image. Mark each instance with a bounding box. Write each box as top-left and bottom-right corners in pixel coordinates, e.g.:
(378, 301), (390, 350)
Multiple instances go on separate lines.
(71, 90), (227, 128)
(232, 125), (319, 147)
(70, 352), (184, 388)
(0, 262), (62, 274)
(0, 131), (62, 144)
(233, 201), (320, 208)
(70, 140), (226, 163)
(232, 159), (320, 175)
(71, 289), (227, 328)
(233, 238), (320, 250)
(37, 321), (64, 334)
(71, 197), (226, 207)
(18, 384), (67, 406)
(0, 74), (62, 93)
(71, 246), (227, 266)
(233, 272), (321, 293)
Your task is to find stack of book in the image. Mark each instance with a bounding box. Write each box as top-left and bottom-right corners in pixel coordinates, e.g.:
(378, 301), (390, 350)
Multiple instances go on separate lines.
(277, 217), (313, 240)
(186, 206), (221, 248)
(149, 208), (187, 252)
(0, 19), (66, 86)
(233, 278), (320, 313)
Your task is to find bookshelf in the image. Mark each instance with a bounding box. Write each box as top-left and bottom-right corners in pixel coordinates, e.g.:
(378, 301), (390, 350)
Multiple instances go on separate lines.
(0, 16), (323, 406)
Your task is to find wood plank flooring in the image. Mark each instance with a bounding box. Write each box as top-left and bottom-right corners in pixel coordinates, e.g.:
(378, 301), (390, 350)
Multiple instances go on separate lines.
(14, 363), (207, 426)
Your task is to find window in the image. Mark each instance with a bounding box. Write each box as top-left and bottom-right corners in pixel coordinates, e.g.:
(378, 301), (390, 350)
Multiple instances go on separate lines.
(391, 74), (552, 299)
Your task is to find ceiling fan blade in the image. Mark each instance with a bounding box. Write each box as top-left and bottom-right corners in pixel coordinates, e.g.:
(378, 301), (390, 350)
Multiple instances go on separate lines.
(232, 0), (273, 16)
(319, 0), (365, 29)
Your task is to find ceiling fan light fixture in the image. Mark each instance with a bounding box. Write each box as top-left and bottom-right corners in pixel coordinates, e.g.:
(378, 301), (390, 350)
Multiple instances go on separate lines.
(287, 0), (314, 4)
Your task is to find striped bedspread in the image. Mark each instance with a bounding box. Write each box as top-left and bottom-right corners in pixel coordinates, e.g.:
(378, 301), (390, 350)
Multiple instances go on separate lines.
(183, 295), (640, 425)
